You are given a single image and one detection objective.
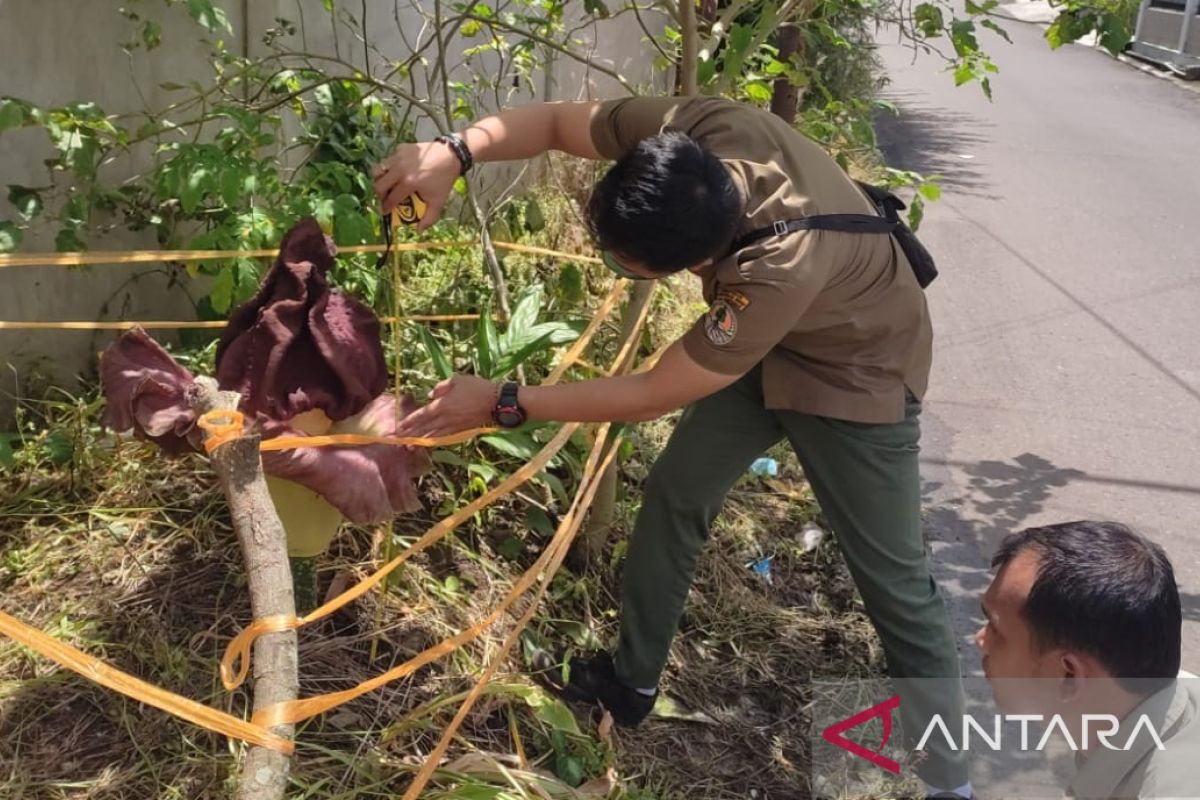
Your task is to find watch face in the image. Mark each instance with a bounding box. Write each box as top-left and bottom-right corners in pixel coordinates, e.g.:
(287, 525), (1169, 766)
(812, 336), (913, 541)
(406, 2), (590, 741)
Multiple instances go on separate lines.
(496, 409), (524, 428)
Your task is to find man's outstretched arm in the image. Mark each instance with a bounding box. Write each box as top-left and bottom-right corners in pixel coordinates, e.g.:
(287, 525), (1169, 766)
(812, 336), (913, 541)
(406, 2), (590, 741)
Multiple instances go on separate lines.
(372, 101), (603, 228)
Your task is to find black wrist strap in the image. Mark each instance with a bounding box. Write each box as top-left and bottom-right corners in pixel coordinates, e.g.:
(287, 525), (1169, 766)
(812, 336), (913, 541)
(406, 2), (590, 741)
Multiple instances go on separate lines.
(435, 133), (473, 175)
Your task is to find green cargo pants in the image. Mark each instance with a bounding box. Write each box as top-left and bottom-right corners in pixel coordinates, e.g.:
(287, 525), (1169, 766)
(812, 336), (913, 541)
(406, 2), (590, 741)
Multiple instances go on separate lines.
(614, 365), (968, 789)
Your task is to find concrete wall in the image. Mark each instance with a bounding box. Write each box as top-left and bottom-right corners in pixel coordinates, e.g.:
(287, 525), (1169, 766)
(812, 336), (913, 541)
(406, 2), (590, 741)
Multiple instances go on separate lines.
(0, 0), (666, 421)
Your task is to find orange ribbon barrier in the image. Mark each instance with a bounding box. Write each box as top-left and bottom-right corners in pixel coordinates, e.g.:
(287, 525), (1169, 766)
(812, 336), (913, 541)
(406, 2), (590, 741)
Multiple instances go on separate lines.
(0, 277), (643, 768)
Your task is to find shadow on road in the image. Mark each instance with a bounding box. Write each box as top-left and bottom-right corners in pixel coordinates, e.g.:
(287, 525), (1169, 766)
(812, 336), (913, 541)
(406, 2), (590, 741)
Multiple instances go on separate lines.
(874, 90), (999, 198)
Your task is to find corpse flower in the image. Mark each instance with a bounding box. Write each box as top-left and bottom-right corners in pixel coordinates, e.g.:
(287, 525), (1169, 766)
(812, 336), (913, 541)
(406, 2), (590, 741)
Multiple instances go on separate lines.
(101, 217), (430, 600)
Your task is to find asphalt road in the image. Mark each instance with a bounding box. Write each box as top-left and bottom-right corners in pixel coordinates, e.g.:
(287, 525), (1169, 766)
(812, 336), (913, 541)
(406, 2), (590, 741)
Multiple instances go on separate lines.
(874, 20), (1200, 675)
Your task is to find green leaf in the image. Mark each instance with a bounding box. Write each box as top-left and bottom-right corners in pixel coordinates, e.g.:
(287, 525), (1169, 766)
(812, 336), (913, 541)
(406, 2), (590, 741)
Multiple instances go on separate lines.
(556, 264), (584, 305)
(499, 536), (524, 560)
(210, 266), (234, 314)
(727, 22), (754, 56)
(914, 3), (945, 38)
(418, 327), (454, 380)
(0, 98), (30, 133)
(7, 185), (43, 220)
(322, 0), (334, 10)
(744, 81), (772, 103)
(494, 321), (583, 378)
(523, 198), (545, 233)
(481, 431), (539, 460)
(186, 0), (233, 32)
(461, 19), (481, 37)
(0, 220), (21, 252)
(476, 298), (499, 377)
(1098, 12), (1132, 56)
(220, 168), (242, 207)
(981, 19), (1013, 44)
(467, 462), (498, 484)
(180, 166), (210, 214)
(54, 228), (83, 252)
(908, 195), (926, 231)
(950, 20), (980, 58)
(0, 436), (14, 471)
(536, 470), (569, 505)
(583, 0), (610, 17)
(503, 284), (544, 350)
(697, 59), (717, 86)
(142, 20), (162, 49)
(524, 507), (555, 538)
(443, 575), (461, 594)
(42, 431), (73, 465)
(528, 692), (581, 735)
(953, 63), (975, 86)
(918, 183), (942, 201)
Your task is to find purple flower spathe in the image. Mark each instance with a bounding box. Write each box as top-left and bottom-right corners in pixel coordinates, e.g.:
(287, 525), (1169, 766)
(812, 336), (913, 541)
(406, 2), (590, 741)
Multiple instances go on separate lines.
(100, 326), (202, 455)
(215, 216), (388, 423)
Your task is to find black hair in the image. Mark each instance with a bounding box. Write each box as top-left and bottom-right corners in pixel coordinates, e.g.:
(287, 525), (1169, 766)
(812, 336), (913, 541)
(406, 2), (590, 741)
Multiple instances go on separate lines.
(992, 521), (1181, 693)
(586, 131), (740, 274)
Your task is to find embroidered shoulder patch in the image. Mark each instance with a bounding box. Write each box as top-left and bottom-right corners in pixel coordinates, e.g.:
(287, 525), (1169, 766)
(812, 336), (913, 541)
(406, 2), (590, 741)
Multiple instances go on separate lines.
(704, 299), (738, 346)
(716, 288), (751, 311)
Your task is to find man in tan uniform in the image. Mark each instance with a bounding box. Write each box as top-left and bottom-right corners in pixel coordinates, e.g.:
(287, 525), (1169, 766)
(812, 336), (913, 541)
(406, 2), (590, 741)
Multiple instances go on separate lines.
(979, 521), (1197, 799)
(375, 96), (970, 798)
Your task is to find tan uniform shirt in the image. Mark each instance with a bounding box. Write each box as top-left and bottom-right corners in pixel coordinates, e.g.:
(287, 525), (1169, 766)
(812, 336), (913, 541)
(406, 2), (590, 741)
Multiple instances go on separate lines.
(1066, 680), (1200, 799)
(590, 96), (933, 424)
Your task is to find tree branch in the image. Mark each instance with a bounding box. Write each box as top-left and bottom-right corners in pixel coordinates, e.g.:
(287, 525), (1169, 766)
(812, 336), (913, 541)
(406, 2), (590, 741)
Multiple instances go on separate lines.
(190, 378), (297, 800)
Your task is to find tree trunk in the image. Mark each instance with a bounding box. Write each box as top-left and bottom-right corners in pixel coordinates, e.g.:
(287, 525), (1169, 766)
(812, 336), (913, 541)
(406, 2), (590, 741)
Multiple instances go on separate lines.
(680, 0), (700, 96)
(579, 281), (655, 564)
(769, 25), (803, 123)
(191, 379), (297, 800)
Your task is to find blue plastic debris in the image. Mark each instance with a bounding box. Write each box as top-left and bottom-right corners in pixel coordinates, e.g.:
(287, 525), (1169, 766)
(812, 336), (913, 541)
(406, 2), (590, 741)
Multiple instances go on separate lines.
(747, 555), (774, 584)
(749, 457), (778, 477)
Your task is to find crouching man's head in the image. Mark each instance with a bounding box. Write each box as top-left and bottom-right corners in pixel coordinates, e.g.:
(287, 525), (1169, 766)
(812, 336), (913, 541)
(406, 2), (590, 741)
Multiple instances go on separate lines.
(978, 520), (1181, 718)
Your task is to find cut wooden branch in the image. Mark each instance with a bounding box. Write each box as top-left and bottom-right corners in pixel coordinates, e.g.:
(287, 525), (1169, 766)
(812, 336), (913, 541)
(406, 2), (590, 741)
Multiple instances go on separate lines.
(190, 378), (298, 800)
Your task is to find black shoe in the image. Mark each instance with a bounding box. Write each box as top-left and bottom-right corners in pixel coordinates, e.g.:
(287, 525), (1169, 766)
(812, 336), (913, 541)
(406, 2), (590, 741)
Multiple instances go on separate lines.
(544, 651), (656, 727)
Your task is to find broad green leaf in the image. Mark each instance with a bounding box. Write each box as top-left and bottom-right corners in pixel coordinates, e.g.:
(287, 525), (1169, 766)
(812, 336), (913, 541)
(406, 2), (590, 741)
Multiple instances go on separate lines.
(467, 463), (498, 484)
(417, 326), (454, 380)
(583, 0), (610, 17)
(918, 183), (942, 201)
(180, 167), (210, 214)
(54, 227), (83, 252)
(503, 284), (544, 350)
(950, 20), (980, 58)
(220, 168), (242, 207)
(524, 198), (545, 233)
(7, 185), (43, 220)
(142, 20), (163, 49)
(529, 692), (581, 735)
(322, 0), (334, 10)
(0, 436), (14, 471)
(1099, 12), (1132, 56)
(432, 449), (468, 467)
(499, 536), (524, 560)
(697, 59), (717, 86)
(524, 507), (555, 538)
(186, 0), (233, 32)
(461, 19), (481, 37)
(914, 3), (945, 38)
(481, 431), (539, 460)
(556, 263), (584, 305)
(0, 98), (29, 132)
(0, 220), (21, 252)
(476, 298), (499, 377)
(953, 63), (975, 86)
(745, 81), (772, 103)
(42, 431), (73, 465)
(210, 266), (235, 313)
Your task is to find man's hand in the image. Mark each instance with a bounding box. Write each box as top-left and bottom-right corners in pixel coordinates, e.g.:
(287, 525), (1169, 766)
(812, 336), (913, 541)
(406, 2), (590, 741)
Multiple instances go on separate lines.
(371, 140), (460, 231)
(396, 374), (498, 438)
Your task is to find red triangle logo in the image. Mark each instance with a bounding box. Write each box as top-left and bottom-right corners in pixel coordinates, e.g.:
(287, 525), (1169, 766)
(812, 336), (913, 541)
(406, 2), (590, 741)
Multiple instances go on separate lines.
(821, 694), (902, 774)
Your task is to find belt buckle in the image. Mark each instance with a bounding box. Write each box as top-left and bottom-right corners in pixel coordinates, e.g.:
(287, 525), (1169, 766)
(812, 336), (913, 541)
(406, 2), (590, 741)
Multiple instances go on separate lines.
(773, 220), (788, 236)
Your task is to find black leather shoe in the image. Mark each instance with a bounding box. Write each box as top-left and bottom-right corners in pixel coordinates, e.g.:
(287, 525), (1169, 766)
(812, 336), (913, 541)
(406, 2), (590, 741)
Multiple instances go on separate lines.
(544, 651), (656, 727)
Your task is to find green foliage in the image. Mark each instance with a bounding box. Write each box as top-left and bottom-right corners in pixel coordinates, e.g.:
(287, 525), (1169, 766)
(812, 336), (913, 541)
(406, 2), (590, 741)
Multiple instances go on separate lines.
(1045, 0), (1136, 55)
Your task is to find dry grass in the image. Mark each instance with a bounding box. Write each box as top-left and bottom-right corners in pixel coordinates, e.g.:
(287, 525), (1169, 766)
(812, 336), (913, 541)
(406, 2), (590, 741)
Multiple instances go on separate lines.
(0, 386), (886, 800)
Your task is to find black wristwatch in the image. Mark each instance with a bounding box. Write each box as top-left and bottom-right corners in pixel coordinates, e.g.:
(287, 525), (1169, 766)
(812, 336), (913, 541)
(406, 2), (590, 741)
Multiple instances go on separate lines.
(492, 381), (526, 428)
(435, 132), (473, 175)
